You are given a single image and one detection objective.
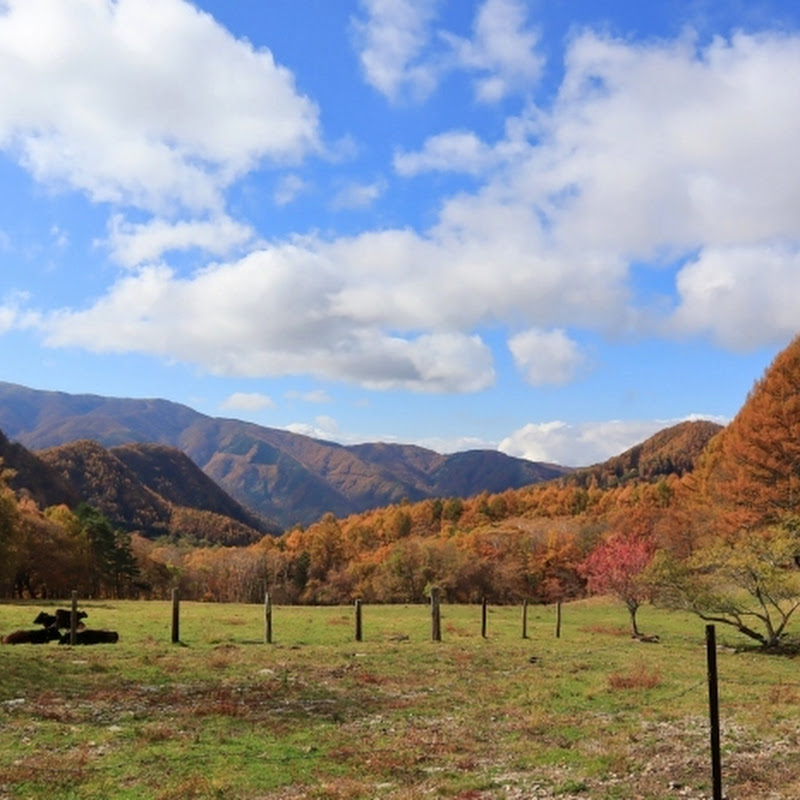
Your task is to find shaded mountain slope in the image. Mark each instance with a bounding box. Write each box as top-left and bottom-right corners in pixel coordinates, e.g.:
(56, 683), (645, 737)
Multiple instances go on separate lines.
(36, 439), (267, 545)
(110, 442), (280, 535)
(0, 428), (80, 509)
(38, 440), (172, 535)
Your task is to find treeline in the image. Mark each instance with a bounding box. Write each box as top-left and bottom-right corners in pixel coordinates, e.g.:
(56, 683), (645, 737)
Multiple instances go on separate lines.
(7, 473), (679, 605)
(0, 449), (681, 604)
(0, 477), (139, 599)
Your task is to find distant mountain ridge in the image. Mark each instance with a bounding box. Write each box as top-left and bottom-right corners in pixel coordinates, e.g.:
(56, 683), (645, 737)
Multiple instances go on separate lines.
(0, 381), (571, 528)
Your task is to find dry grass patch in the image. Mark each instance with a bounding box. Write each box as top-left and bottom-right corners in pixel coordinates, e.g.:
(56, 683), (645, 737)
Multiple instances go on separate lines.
(607, 660), (662, 690)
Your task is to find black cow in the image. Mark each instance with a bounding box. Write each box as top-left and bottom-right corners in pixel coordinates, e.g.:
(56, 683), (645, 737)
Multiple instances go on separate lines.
(2, 627), (61, 644)
(60, 629), (119, 645)
(34, 609), (88, 629)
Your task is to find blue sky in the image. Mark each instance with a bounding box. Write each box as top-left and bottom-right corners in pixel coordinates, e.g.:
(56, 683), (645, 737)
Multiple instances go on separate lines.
(1, 0), (799, 467)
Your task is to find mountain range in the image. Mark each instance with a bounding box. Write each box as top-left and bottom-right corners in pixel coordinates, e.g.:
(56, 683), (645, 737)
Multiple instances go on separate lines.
(0, 381), (571, 530)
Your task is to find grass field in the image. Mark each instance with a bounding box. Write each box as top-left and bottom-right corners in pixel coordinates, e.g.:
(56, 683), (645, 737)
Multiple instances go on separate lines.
(1, 598), (800, 799)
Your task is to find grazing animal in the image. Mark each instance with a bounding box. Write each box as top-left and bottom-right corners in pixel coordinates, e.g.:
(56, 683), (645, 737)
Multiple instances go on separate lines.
(34, 609), (88, 629)
(60, 629), (119, 645)
(2, 627), (61, 644)
(33, 611), (57, 627)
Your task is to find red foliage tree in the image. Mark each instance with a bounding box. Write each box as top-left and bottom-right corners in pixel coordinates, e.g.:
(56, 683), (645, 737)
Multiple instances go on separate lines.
(582, 533), (656, 636)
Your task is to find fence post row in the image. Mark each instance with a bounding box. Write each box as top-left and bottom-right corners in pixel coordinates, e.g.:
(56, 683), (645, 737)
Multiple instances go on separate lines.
(481, 596), (488, 638)
(521, 599), (528, 639)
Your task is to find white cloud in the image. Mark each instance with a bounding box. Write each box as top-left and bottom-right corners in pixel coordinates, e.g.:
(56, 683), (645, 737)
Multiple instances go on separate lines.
(286, 415), (340, 440)
(498, 418), (706, 467)
(15, 25), (800, 392)
(671, 243), (800, 349)
(220, 392), (275, 412)
(37, 249), (496, 393)
(508, 328), (585, 386)
(331, 179), (386, 209)
(394, 130), (498, 175)
(352, 0), (439, 102)
(274, 174), (309, 206)
(0, 0), (320, 213)
(442, 0), (544, 102)
(530, 31), (800, 257)
(0, 291), (38, 334)
(105, 214), (254, 268)
(353, 0), (542, 104)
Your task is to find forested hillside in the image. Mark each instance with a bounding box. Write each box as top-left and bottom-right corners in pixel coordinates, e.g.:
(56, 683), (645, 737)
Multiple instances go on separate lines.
(0, 382), (569, 527)
(0, 414), (719, 605)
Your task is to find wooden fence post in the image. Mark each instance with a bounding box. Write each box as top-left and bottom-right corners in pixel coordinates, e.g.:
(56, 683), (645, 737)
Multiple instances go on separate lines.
(171, 588), (180, 644)
(521, 599), (528, 639)
(431, 587), (442, 642)
(70, 590), (78, 646)
(706, 624), (723, 800)
(355, 599), (363, 642)
(264, 592), (273, 644)
(555, 600), (562, 638)
(481, 596), (488, 638)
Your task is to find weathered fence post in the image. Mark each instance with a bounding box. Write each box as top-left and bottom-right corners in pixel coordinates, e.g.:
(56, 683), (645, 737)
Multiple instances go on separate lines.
(70, 590), (78, 646)
(171, 587), (180, 644)
(355, 598), (363, 642)
(706, 624), (723, 800)
(264, 592), (273, 644)
(555, 600), (562, 638)
(431, 587), (442, 642)
(521, 599), (528, 639)
(481, 596), (488, 638)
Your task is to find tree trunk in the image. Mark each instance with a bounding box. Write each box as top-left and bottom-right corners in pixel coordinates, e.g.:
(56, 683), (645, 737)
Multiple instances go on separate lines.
(627, 600), (641, 637)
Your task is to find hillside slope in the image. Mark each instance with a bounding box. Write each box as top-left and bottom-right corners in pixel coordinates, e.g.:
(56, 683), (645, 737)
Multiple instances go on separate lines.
(568, 420), (723, 488)
(36, 439), (269, 544)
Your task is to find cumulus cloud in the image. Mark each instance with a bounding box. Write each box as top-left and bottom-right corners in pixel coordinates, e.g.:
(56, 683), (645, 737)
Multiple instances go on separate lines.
(353, 0), (542, 104)
(13, 21), (800, 392)
(220, 392), (276, 412)
(105, 215), (254, 268)
(498, 418), (707, 467)
(441, 0), (544, 102)
(531, 31), (800, 257)
(671, 243), (800, 349)
(38, 248), (496, 393)
(351, 0), (439, 102)
(508, 328), (585, 386)
(0, 0), (320, 213)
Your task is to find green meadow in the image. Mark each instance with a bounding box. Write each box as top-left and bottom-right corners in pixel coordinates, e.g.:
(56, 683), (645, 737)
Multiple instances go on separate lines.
(1, 599), (799, 799)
